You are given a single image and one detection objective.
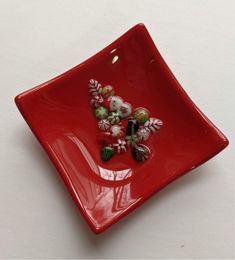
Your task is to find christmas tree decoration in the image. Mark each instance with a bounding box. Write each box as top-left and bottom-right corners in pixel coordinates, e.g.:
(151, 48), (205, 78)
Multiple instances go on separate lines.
(144, 118), (163, 132)
(134, 107), (150, 124)
(90, 95), (104, 108)
(98, 119), (111, 131)
(100, 85), (115, 98)
(109, 96), (123, 111)
(136, 126), (151, 141)
(126, 118), (139, 136)
(111, 125), (125, 139)
(95, 106), (108, 119)
(108, 112), (121, 125)
(118, 102), (132, 118)
(132, 144), (150, 162)
(113, 139), (128, 154)
(126, 134), (138, 146)
(88, 79), (163, 162)
(89, 79), (102, 97)
(101, 146), (115, 161)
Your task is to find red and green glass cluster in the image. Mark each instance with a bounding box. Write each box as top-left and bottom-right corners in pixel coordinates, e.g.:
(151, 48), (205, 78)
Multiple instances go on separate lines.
(88, 79), (163, 162)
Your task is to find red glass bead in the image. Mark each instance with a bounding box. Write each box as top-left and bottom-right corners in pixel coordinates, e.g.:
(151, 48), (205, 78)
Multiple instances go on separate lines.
(97, 132), (115, 145)
(101, 97), (111, 110)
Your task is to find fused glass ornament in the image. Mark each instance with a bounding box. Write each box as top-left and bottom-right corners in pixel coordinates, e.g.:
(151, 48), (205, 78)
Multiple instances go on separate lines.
(144, 118), (163, 132)
(118, 102), (132, 118)
(132, 144), (150, 162)
(98, 119), (111, 131)
(100, 85), (115, 98)
(95, 106), (108, 119)
(134, 107), (150, 124)
(88, 79), (163, 162)
(108, 112), (121, 125)
(101, 146), (115, 161)
(109, 96), (123, 112)
(110, 125), (125, 138)
(113, 139), (128, 154)
(126, 118), (139, 136)
(136, 126), (151, 141)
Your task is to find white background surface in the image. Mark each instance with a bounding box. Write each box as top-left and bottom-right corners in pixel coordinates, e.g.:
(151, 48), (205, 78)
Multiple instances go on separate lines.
(0, 0), (234, 259)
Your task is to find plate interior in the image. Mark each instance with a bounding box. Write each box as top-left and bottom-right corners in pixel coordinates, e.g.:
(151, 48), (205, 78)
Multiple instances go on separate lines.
(15, 24), (228, 233)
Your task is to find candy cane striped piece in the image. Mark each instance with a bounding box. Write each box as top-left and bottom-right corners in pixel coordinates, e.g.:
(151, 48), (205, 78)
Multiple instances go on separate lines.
(90, 95), (104, 108)
(88, 79), (102, 97)
(144, 118), (163, 133)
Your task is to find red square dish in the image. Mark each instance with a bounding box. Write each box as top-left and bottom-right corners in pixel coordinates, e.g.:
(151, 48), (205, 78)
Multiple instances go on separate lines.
(15, 24), (228, 234)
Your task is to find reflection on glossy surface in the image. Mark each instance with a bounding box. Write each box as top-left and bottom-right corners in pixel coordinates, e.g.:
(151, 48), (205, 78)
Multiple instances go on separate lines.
(15, 23), (228, 233)
(66, 132), (133, 181)
(112, 55), (119, 64)
(98, 166), (132, 181)
(47, 133), (139, 231)
(84, 183), (140, 229)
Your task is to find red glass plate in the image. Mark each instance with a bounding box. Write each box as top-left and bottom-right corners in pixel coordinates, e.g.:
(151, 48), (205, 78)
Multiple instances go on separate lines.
(15, 24), (228, 234)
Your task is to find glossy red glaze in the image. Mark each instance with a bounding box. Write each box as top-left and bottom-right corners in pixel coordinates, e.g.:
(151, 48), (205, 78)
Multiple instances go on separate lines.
(15, 24), (229, 234)
(101, 97), (111, 110)
(97, 132), (114, 145)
